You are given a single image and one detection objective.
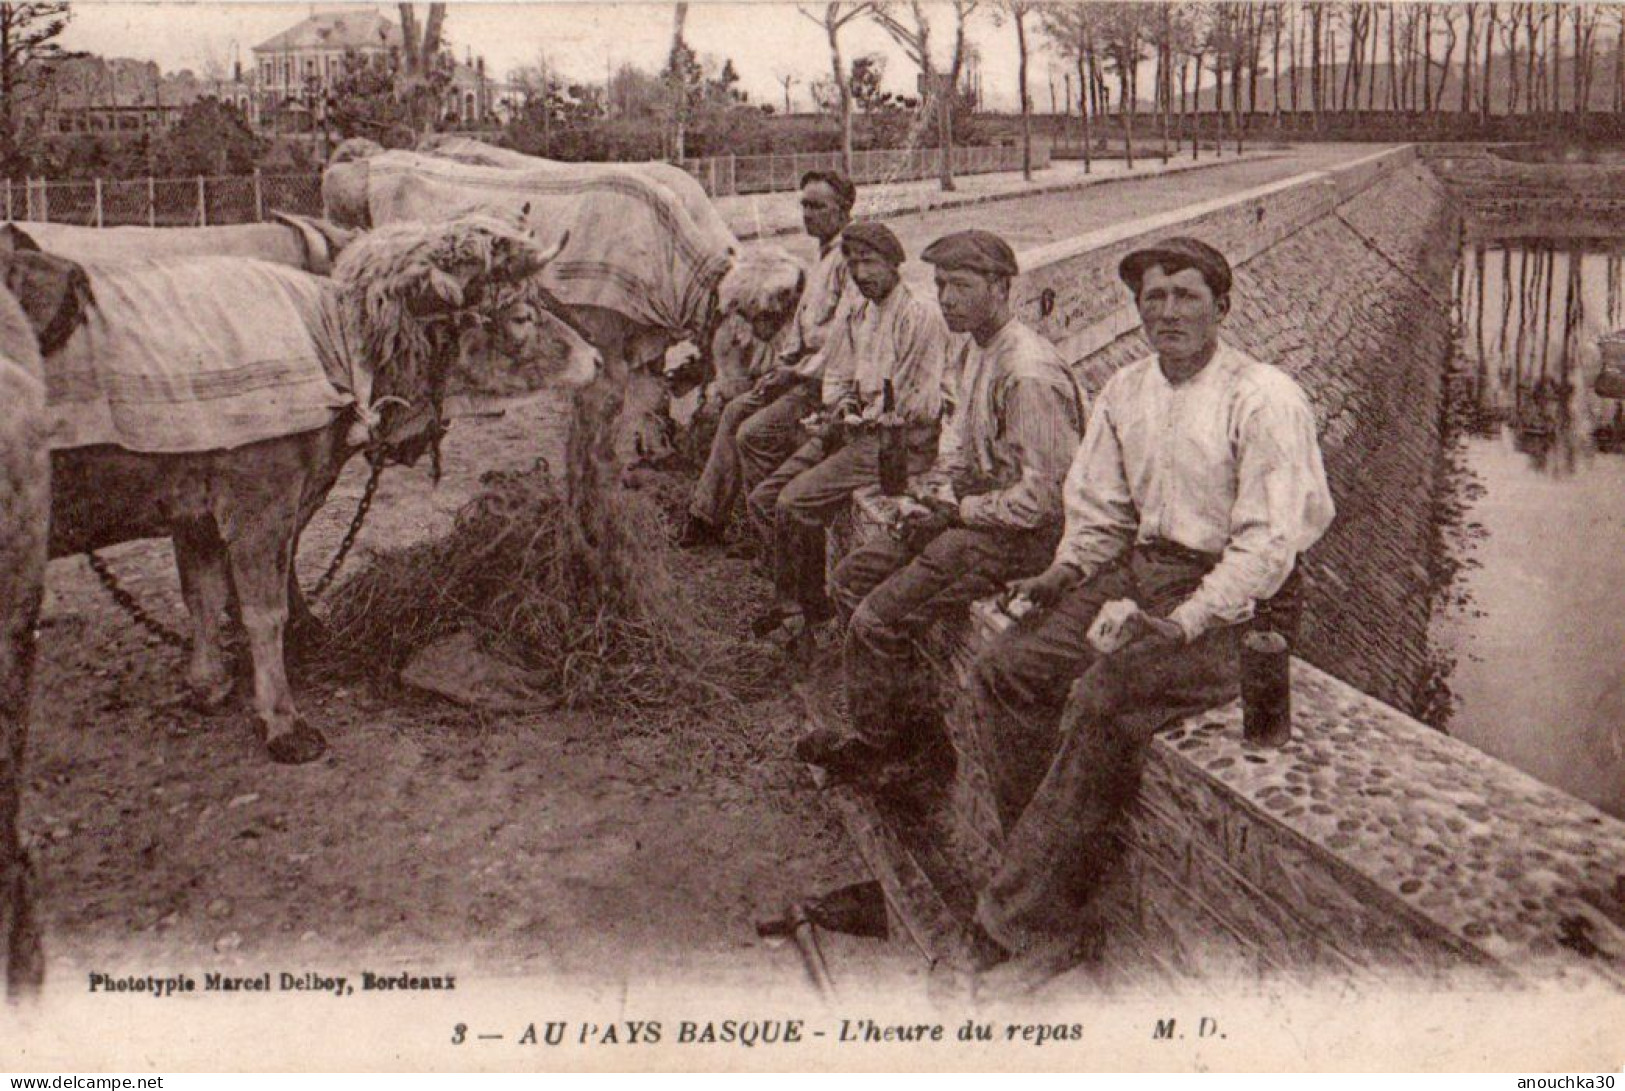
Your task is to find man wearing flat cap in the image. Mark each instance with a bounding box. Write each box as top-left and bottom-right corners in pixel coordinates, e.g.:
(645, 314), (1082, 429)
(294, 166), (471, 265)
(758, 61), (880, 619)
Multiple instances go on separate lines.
(682, 170), (857, 549)
(747, 220), (949, 648)
(796, 229), (1086, 780)
(966, 235), (1335, 972)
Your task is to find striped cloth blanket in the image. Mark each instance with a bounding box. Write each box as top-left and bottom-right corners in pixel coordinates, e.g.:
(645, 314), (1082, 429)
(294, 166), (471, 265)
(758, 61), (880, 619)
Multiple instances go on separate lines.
(358, 150), (736, 337)
(46, 257), (355, 454)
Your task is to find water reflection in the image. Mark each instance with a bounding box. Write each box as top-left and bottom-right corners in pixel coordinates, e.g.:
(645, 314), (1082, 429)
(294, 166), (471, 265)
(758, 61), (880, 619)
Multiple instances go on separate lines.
(1443, 237), (1625, 818)
(1457, 239), (1625, 470)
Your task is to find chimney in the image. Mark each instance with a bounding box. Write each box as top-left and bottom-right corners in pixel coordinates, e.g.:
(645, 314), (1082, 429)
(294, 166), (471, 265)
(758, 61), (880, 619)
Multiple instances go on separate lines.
(234, 60), (242, 82)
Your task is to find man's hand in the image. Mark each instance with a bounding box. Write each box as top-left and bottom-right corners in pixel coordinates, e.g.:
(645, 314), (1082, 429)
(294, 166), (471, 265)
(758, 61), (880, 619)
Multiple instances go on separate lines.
(1125, 610), (1185, 650)
(896, 496), (958, 552)
(753, 366), (798, 397)
(1002, 562), (1082, 616)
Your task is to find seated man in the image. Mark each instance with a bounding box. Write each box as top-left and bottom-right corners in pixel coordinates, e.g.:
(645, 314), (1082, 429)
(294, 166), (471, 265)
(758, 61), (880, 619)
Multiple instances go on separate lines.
(968, 237), (1335, 970)
(747, 221), (949, 648)
(797, 229), (1086, 780)
(682, 170), (856, 548)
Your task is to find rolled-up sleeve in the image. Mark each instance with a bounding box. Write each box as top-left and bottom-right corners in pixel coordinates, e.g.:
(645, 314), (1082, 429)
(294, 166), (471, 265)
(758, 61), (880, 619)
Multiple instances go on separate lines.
(1052, 395), (1137, 579)
(1167, 385), (1335, 640)
(959, 378), (1084, 531)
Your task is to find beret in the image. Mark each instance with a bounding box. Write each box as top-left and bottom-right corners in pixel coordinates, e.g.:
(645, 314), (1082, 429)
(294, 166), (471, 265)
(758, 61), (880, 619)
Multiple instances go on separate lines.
(840, 221), (905, 267)
(921, 229), (1019, 277)
(1118, 236), (1233, 298)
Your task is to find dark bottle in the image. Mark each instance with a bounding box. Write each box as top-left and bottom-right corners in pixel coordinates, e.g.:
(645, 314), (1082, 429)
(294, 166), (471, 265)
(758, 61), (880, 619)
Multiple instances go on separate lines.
(878, 377), (908, 497)
(1240, 629), (1292, 747)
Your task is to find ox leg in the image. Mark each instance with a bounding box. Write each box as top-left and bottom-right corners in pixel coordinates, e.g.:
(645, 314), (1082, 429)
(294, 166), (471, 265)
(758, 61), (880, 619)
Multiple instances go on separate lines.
(284, 553), (328, 664)
(223, 507), (327, 766)
(173, 521), (236, 712)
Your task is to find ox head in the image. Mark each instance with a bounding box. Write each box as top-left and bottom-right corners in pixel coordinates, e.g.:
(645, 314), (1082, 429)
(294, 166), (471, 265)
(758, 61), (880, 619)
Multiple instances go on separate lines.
(0, 231), (91, 357)
(331, 216), (601, 468)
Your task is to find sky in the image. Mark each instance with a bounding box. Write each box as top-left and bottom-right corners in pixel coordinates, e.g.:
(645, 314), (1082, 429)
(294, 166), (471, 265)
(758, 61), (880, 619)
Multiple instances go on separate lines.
(56, 1), (1054, 112)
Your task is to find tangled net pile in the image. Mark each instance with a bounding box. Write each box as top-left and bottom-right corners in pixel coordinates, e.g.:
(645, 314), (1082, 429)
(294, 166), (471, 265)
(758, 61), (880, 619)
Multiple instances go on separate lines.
(319, 409), (780, 718)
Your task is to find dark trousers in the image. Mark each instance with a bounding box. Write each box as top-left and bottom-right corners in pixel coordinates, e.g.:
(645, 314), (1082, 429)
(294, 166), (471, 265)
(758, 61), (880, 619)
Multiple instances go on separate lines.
(965, 545), (1258, 954)
(748, 427), (935, 621)
(689, 380), (818, 529)
(832, 525), (1056, 750)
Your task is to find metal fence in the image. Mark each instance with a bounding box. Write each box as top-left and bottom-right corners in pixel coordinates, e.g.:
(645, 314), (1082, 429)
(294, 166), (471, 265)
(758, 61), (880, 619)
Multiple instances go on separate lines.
(680, 143), (1052, 197)
(5, 172), (325, 227)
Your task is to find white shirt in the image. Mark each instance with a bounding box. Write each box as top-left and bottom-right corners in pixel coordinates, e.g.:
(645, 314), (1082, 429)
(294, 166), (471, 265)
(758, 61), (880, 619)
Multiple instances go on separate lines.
(1055, 341), (1335, 640)
(782, 239), (850, 379)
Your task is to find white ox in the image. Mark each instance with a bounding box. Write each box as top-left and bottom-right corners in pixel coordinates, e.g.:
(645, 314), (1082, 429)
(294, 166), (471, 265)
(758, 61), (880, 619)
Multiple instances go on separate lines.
(4, 218), (601, 765)
(322, 140), (803, 466)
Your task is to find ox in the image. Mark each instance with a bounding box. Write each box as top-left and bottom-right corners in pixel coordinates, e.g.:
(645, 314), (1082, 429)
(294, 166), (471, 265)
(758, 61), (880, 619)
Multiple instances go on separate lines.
(321, 143), (804, 469)
(3, 217), (601, 765)
(0, 284), (46, 997)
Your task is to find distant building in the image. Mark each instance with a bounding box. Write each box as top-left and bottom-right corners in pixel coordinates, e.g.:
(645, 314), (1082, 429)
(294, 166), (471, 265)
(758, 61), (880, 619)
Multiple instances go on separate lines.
(251, 7), (399, 128)
(35, 7), (511, 150)
(36, 55), (254, 135)
(250, 8), (508, 133)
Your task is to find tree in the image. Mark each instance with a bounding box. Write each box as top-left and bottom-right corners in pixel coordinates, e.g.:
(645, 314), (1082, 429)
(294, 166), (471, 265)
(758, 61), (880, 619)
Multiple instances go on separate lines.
(0, 2), (72, 177)
(1040, 2), (1100, 173)
(396, 2), (449, 135)
(800, 2), (872, 175)
(871, 0), (979, 192)
(1095, 3), (1150, 168)
(154, 96), (262, 176)
(995, 0), (1035, 180)
(661, 3), (702, 159)
(774, 70), (798, 115)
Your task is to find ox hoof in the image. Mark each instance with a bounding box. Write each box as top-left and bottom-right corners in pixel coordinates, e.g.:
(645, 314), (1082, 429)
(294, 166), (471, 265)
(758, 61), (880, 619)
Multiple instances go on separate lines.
(266, 719), (328, 765)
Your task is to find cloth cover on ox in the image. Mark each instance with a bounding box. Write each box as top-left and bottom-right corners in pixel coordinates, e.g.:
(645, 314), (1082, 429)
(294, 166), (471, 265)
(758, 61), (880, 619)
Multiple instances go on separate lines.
(354, 151), (736, 339)
(44, 256), (357, 454)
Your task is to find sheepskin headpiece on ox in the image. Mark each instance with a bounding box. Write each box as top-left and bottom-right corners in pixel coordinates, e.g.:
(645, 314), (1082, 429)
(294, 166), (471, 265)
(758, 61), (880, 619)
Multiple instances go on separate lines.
(328, 216), (572, 470)
(333, 215), (566, 384)
(716, 245), (805, 336)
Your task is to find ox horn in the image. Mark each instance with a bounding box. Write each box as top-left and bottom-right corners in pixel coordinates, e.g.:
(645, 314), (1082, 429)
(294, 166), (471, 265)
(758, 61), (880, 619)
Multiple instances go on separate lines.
(532, 230), (570, 267)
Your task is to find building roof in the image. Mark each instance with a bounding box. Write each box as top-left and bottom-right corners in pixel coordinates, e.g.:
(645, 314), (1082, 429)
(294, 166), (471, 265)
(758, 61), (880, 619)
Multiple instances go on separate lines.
(251, 10), (401, 54)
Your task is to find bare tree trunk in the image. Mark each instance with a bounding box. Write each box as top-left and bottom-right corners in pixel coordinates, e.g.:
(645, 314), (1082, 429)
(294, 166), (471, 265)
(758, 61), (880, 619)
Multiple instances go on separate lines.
(1615, 10), (1625, 114)
(824, 6), (854, 174)
(1272, 3), (1282, 117)
(1421, 4), (1434, 114)
(1462, 4), (1477, 117)
(1483, 2), (1496, 122)
(1434, 13), (1456, 116)
(1289, 1), (1301, 114)
(1077, 54), (1092, 173)
(1016, 4), (1032, 181)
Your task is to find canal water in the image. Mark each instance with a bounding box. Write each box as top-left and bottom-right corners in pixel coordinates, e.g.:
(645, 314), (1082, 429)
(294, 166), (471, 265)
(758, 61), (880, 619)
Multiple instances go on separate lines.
(1440, 239), (1625, 818)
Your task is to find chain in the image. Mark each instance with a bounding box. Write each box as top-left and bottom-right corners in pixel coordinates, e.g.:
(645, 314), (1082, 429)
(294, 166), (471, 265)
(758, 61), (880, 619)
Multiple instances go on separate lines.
(305, 450), (387, 604)
(85, 550), (188, 650)
(86, 451), (387, 647)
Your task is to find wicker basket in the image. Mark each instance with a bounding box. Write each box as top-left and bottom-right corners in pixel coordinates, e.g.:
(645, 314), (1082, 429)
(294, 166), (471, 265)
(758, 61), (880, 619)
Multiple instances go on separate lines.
(1597, 331), (1625, 399)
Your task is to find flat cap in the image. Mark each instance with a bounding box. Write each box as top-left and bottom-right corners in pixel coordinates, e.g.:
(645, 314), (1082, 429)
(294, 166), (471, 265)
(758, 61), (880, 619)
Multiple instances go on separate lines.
(921, 229), (1019, 277)
(1119, 236), (1232, 299)
(841, 221), (905, 267)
